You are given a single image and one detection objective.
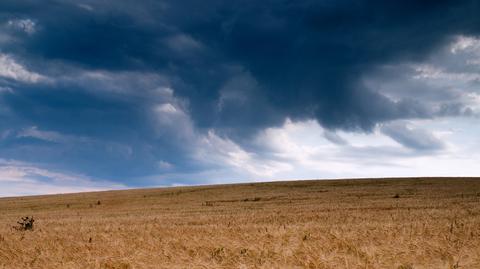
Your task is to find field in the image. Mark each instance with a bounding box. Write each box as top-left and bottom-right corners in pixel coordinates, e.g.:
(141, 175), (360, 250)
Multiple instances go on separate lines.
(0, 178), (480, 268)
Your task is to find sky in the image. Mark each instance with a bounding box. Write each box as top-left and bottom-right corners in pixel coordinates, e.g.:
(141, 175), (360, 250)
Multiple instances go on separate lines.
(0, 1), (479, 196)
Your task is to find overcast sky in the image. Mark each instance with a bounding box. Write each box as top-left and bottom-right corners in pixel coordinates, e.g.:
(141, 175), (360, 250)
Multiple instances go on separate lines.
(0, 1), (479, 196)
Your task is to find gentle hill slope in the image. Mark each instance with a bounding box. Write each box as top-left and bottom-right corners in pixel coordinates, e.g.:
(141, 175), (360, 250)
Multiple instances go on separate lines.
(1, 177), (480, 268)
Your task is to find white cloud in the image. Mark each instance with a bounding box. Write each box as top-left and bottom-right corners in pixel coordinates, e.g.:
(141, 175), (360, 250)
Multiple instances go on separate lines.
(155, 103), (178, 113)
(164, 34), (203, 53)
(152, 96), (195, 140)
(450, 35), (480, 54)
(197, 130), (292, 178)
(246, 118), (480, 180)
(16, 126), (90, 144)
(17, 126), (67, 143)
(0, 159), (124, 197)
(62, 70), (169, 95)
(0, 54), (47, 83)
(77, 3), (94, 11)
(413, 64), (480, 82)
(158, 160), (173, 170)
(7, 19), (36, 34)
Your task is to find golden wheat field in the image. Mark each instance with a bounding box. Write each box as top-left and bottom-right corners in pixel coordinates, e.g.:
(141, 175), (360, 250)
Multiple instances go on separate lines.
(0, 178), (480, 269)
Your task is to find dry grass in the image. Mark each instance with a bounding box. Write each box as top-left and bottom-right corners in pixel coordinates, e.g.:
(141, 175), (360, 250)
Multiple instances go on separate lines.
(1, 177), (480, 268)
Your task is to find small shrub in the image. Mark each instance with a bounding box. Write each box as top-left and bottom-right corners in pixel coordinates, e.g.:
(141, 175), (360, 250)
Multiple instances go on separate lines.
(211, 247), (225, 262)
(14, 216), (35, 231)
(303, 233), (311, 241)
(393, 194), (400, 199)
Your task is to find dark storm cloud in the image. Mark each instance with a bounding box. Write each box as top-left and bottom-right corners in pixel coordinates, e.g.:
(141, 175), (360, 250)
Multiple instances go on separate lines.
(1, 0), (480, 132)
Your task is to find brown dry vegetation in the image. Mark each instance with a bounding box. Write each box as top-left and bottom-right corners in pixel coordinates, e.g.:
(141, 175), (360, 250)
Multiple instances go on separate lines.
(1, 177), (480, 268)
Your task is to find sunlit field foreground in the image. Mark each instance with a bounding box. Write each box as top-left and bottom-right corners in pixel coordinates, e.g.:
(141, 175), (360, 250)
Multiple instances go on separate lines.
(1, 178), (480, 268)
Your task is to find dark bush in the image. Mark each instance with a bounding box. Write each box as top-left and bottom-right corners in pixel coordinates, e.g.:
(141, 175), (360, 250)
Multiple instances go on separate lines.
(14, 216), (35, 231)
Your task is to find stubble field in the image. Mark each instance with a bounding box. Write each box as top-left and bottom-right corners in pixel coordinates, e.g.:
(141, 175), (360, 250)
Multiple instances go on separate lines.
(0, 177), (480, 268)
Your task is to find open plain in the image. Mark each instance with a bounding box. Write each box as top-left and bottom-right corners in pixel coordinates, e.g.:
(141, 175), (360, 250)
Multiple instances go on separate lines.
(1, 177), (480, 268)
